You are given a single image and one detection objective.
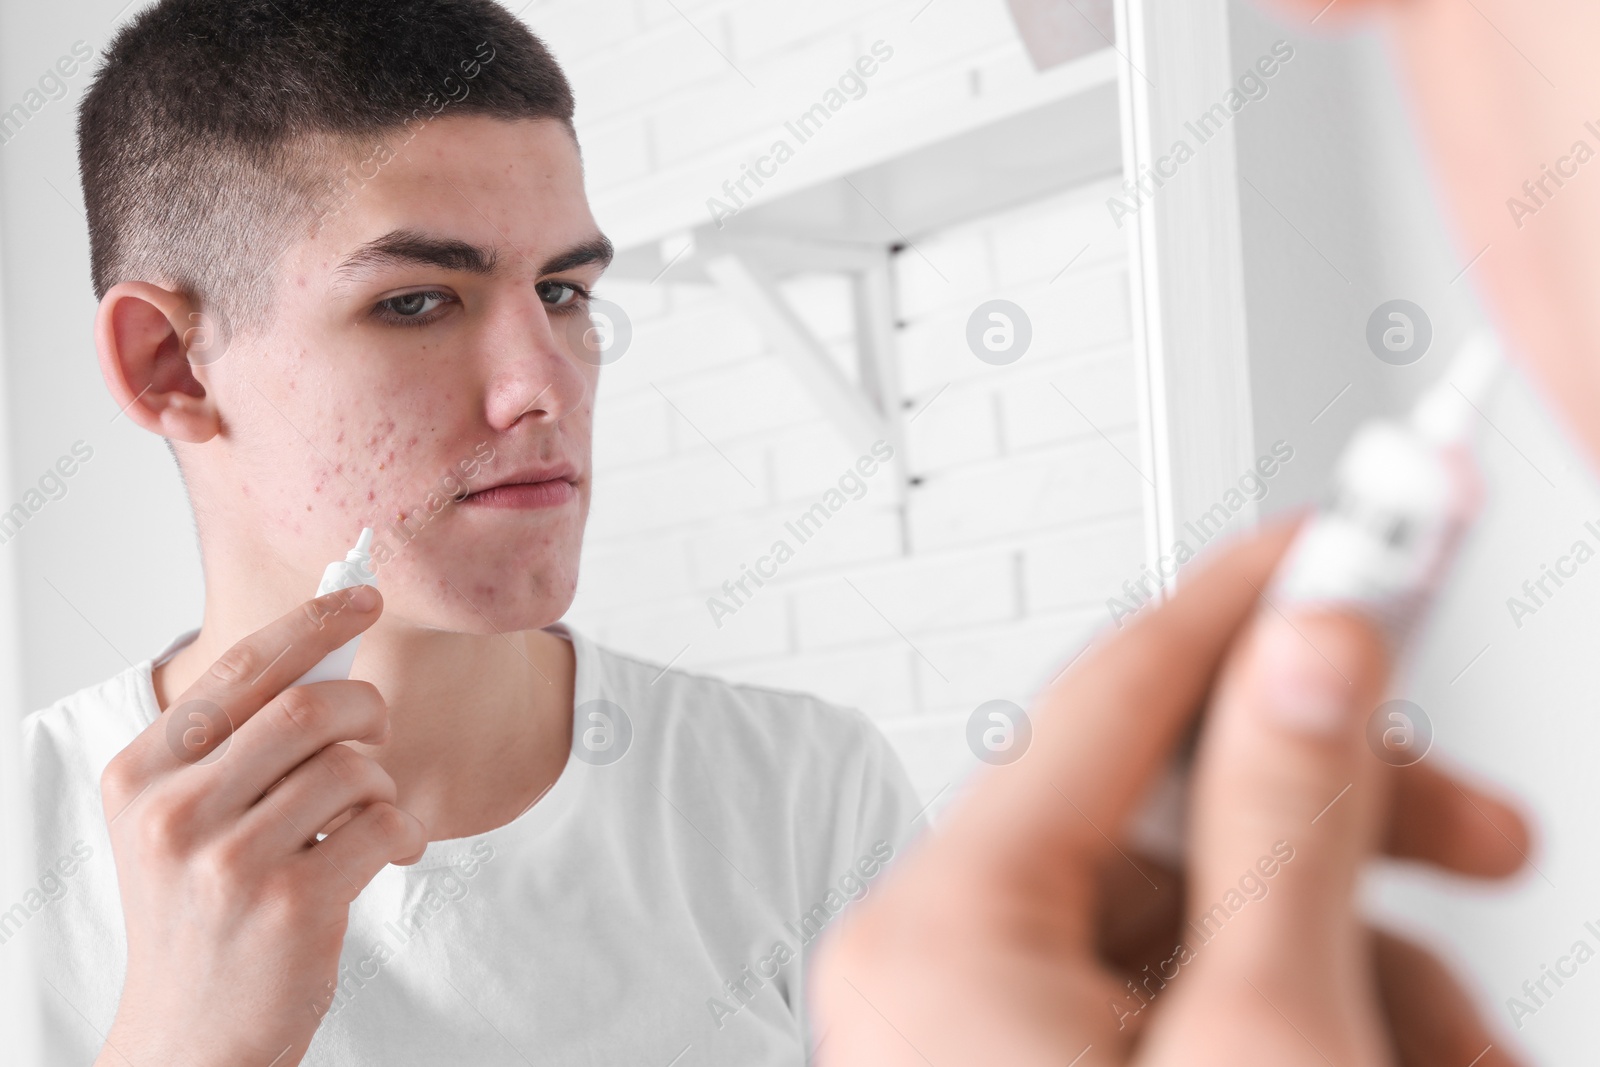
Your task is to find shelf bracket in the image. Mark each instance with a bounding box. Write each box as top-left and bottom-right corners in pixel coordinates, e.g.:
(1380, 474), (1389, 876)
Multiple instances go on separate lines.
(702, 247), (909, 506)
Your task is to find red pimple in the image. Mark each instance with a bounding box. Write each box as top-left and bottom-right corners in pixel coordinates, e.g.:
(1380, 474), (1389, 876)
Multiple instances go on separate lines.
(367, 490), (376, 501)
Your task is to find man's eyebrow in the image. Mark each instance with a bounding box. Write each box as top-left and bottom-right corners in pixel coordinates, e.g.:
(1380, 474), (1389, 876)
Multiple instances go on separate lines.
(331, 229), (615, 285)
(540, 234), (614, 276)
(333, 229), (500, 283)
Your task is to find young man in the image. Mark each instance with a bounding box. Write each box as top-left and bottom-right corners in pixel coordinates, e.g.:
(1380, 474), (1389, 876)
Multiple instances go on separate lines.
(24, 2), (918, 1064)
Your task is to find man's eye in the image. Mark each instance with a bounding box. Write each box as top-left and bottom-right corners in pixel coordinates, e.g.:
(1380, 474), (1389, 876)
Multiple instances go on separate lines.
(377, 290), (452, 321)
(537, 280), (592, 310)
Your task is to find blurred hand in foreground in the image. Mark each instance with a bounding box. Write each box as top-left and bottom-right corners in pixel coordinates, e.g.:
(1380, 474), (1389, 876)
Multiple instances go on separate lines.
(813, 520), (1530, 1066)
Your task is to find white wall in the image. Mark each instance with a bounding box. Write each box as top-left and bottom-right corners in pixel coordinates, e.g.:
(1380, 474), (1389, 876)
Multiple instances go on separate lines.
(0, 34), (41, 1061)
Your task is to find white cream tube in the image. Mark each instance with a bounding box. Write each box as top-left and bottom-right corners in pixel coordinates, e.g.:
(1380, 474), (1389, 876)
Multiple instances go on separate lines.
(291, 527), (378, 687)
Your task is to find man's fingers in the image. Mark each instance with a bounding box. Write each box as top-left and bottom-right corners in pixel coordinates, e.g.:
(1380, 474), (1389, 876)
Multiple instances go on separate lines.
(205, 679), (391, 813)
(1386, 761), (1533, 878)
(1184, 607), (1392, 976)
(118, 585), (384, 782)
(1375, 930), (1529, 1067)
(303, 801), (428, 905)
(940, 518), (1303, 887)
(1094, 855), (1532, 1065)
(241, 739), (399, 852)
(1095, 851), (1182, 973)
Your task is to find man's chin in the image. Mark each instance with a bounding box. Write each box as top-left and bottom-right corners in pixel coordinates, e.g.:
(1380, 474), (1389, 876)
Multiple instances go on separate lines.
(401, 604), (573, 640)
(375, 570), (577, 638)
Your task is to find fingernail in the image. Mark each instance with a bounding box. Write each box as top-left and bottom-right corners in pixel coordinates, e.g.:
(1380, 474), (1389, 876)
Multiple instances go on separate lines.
(1255, 615), (1352, 736)
(349, 584), (379, 611)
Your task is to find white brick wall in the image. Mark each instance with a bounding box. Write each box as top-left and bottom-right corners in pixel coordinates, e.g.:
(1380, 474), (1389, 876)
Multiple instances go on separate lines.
(567, 181), (1147, 809)
(524, 0), (1119, 245)
(524, 1), (1149, 809)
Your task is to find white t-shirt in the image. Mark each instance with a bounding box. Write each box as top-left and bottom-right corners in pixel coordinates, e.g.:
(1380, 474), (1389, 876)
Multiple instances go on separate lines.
(20, 622), (922, 1066)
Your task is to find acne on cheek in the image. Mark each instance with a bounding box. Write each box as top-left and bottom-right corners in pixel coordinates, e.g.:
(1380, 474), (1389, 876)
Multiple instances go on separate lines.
(344, 419), (459, 531)
(261, 361), (445, 541)
(364, 417), (398, 453)
(293, 415), (403, 526)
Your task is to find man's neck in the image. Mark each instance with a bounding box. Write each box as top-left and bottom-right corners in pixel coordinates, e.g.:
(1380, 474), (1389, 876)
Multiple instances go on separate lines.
(151, 610), (576, 843)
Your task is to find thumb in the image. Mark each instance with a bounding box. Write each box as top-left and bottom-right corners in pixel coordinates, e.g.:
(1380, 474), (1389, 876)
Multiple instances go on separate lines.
(1179, 606), (1396, 1055)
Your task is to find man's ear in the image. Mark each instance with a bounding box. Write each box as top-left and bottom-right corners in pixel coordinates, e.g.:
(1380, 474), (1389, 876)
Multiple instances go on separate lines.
(95, 281), (223, 444)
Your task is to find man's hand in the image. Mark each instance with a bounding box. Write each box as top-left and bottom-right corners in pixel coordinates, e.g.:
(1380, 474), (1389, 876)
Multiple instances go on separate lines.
(97, 586), (427, 1067)
(812, 520), (1531, 1066)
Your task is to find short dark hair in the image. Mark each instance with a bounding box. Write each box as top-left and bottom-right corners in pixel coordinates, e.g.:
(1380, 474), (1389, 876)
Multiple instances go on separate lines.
(77, 0), (576, 338)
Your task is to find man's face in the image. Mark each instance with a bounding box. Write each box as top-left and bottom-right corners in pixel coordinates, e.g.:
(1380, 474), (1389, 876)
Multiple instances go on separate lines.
(197, 115), (608, 635)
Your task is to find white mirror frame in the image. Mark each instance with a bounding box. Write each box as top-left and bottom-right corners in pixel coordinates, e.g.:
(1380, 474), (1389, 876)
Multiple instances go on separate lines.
(1115, 0), (1259, 595)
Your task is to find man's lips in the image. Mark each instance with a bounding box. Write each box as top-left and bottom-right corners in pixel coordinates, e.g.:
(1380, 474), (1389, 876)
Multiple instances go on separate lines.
(461, 478), (576, 509)
(461, 465), (581, 510)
